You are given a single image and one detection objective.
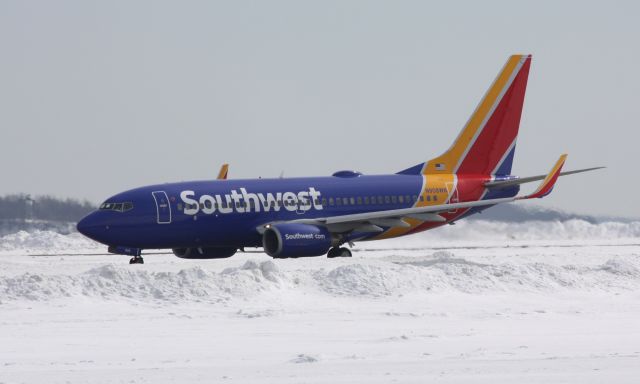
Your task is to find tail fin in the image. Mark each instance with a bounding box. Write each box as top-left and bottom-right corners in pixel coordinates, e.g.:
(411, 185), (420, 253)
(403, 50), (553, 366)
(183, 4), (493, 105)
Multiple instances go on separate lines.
(399, 54), (532, 176)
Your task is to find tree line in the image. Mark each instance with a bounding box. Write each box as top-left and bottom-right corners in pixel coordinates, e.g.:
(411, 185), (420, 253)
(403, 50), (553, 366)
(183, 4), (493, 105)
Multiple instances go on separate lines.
(0, 194), (95, 222)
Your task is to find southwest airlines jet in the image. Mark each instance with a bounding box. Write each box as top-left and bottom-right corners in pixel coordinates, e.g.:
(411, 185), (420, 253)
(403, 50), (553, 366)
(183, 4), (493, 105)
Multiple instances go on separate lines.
(77, 55), (601, 264)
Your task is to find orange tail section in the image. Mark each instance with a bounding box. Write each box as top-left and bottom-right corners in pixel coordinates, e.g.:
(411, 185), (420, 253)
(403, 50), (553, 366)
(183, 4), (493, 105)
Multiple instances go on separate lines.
(399, 55), (532, 176)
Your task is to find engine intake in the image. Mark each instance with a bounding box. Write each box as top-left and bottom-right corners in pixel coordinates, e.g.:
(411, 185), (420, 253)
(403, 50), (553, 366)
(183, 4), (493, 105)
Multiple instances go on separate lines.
(263, 223), (332, 258)
(172, 247), (236, 259)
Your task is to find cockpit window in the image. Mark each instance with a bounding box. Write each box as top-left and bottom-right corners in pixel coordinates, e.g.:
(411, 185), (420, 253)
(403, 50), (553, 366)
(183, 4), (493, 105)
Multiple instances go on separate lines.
(100, 201), (134, 212)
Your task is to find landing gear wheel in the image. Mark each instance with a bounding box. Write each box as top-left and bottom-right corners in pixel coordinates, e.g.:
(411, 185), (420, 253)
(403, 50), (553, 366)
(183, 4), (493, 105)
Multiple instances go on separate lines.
(129, 256), (144, 264)
(327, 247), (352, 258)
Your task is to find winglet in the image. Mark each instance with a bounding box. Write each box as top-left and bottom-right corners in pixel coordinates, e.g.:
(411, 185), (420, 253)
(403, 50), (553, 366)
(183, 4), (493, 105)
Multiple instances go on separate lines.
(522, 154), (567, 199)
(217, 163), (229, 180)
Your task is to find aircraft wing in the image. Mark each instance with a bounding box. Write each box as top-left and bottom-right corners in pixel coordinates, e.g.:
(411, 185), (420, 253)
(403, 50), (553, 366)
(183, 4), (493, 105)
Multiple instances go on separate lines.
(217, 163), (229, 180)
(261, 155), (570, 234)
(290, 196), (517, 232)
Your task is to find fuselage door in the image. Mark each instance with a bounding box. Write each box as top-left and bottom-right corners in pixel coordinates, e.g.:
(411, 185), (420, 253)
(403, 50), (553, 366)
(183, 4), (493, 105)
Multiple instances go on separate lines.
(152, 191), (172, 224)
(445, 182), (460, 214)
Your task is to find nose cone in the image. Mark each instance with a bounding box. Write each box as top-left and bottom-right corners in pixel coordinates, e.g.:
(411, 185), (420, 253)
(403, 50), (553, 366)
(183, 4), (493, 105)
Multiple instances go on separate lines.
(77, 211), (108, 244)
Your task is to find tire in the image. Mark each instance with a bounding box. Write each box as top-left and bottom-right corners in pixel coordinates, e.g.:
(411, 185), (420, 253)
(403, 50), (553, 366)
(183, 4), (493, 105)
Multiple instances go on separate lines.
(327, 248), (339, 258)
(339, 247), (352, 257)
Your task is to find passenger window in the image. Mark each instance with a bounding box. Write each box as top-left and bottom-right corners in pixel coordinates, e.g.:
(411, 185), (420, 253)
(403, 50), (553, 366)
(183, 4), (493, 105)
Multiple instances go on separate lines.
(350, 197), (355, 205)
(357, 197), (362, 205)
(384, 196), (390, 204)
(364, 196), (369, 204)
(378, 196), (384, 204)
(427, 195), (431, 202)
(336, 198), (342, 206)
(343, 197), (349, 205)
(329, 198), (335, 206)
(391, 196), (397, 204)
(434, 195), (438, 201)
(399, 196), (404, 203)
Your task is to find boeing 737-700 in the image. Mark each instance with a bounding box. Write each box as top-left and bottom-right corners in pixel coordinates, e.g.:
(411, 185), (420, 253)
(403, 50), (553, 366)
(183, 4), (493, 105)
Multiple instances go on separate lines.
(77, 54), (602, 264)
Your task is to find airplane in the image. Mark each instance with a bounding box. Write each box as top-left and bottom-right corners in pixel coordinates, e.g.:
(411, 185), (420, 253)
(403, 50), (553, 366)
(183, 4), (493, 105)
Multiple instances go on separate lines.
(77, 54), (602, 264)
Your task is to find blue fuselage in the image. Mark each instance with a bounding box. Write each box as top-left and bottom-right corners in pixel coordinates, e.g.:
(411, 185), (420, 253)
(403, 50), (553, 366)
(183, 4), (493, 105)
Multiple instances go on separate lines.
(77, 173), (519, 251)
(79, 174), (423, 249)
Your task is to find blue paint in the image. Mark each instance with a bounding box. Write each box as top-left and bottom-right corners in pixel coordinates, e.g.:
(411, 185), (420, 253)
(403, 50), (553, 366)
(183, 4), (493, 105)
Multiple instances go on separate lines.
(77, 175), (423, 250)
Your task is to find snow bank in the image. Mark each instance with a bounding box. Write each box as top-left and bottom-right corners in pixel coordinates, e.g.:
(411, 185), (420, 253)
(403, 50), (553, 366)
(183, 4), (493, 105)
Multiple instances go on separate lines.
(370, 219), (640, 249)
(433, 219), (640, 241)
(1, 220), (638, 255)
(2, 254), (639, 303)
(0, 230), (101, 253)
(1, 221), (639, 304)
(0, 260), (287, 302)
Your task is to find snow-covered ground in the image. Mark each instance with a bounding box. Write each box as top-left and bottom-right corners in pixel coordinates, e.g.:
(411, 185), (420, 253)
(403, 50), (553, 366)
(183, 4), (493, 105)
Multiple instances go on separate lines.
(1, 220), (640, 383)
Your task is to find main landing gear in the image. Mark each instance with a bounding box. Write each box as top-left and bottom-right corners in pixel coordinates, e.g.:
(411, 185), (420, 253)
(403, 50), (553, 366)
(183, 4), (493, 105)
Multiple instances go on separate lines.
(129, 255), (144, 264)
(327, 247), (352, 258)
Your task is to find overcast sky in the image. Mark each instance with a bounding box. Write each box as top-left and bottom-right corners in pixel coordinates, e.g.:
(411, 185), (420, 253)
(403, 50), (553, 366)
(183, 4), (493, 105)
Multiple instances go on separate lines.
(0, 1), (637, 217)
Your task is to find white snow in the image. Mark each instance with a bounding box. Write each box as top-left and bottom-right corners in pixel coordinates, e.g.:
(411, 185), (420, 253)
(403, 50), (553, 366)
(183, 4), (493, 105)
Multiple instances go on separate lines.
(1, 220), (640, 383)
(0, 230), (101, 253)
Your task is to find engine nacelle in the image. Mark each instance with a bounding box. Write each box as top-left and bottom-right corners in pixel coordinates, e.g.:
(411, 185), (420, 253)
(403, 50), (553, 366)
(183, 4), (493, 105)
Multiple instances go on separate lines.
(262, 223), (332, 258)
(172, 247), (237, 259)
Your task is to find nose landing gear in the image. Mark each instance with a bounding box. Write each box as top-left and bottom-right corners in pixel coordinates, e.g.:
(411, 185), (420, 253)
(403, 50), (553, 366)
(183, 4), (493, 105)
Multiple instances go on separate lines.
(129, 255), (144, 264)
(108, 246), (144, 264)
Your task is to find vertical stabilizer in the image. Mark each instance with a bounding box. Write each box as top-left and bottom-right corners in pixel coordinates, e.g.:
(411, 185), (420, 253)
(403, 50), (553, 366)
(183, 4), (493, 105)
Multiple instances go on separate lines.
(398, 55), (531, 176)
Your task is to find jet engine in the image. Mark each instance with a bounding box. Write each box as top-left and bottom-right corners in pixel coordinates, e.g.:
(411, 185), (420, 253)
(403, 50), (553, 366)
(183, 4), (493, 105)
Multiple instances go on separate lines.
(172, 247), (237, 259)
(262, 223), (333, 258)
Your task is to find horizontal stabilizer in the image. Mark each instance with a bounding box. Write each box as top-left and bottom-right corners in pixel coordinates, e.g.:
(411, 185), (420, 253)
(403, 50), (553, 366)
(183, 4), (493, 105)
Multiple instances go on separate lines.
(485, 166), (604, 189)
